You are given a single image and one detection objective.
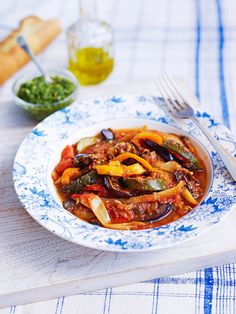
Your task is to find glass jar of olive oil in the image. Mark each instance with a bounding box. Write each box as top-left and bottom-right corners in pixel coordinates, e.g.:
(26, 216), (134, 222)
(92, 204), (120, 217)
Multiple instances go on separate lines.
(67, 0), (114, 85)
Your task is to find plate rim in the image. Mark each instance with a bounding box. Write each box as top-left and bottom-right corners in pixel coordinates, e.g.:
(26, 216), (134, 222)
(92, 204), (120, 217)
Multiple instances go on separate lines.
(12, 94), (236, 252)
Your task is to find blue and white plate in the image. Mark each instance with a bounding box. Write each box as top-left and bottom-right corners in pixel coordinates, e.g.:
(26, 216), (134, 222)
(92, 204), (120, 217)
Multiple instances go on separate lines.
(13, 95), (236, 252)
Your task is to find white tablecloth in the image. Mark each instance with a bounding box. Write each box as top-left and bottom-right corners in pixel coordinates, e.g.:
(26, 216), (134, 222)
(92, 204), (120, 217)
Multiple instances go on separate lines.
(1, 0), (236, 313)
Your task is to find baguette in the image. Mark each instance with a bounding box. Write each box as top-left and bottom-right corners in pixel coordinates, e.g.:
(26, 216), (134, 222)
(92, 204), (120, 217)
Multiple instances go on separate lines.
(0, 16), (61, 85)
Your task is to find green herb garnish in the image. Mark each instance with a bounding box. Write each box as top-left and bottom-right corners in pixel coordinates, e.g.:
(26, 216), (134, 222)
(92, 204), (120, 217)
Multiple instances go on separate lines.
(16, 76), (76, 121)
(17, 76), (76, 105)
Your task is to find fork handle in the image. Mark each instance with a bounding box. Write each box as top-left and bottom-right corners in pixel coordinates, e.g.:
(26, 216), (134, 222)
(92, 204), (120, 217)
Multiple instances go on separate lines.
(191, 116), (236, 181)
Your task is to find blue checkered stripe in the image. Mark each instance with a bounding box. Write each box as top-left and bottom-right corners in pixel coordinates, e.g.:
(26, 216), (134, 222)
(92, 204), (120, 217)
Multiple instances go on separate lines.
(8, 266), (236, 314)
(1, 0), (236, 313)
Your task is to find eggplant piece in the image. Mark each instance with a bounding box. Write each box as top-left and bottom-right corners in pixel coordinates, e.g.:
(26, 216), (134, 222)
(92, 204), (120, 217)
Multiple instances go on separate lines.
(133, 203), (173, 222)
(61, 170), (100, 194)
(103, 176), (133, 198)
(145, 139), (188, 166)
(163, 139), (201, 170)
(101, 128), (114, 141)
(63, 199), (77, 212)
(121, 177), (168, 191)
(175, 168), (202, 199)
(148, 203), (173, 222)
(144, 139), (174, 161)
(73, 154), (94, 168)
(72, 205), (96, 220)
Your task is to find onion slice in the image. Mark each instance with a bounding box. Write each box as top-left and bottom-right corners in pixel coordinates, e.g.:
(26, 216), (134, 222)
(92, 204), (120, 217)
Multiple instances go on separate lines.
(78, 194), (111, 225)
(182, 187), (198, 205)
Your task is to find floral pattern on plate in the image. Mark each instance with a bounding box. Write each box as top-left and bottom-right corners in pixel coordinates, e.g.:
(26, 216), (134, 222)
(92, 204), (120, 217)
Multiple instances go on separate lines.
(13, 95), (236, 251)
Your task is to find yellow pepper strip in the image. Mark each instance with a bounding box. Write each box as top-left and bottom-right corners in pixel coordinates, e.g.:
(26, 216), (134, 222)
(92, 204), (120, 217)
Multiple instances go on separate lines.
(104, 221), (147, 230)
(131, 132), (163, 146)
(182, 187), (198, 205)
(126, 163), (146, 176)
(61, 167), (81, 185)
(96, 164), (124, 176)
(109, 160), (121, 166)
(108, 160), (147, 175)
(96, 163), (146, 177)
(113, 152), (155, 172)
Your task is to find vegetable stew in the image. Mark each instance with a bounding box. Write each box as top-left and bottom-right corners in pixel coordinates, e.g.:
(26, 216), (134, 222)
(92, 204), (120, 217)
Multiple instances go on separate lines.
(52, 126), (207, 230)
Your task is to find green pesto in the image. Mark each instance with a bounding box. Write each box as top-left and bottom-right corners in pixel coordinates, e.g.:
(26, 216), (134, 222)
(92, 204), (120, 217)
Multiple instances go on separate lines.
(17, 76), (76, 105)
(17, 76), (76, 121)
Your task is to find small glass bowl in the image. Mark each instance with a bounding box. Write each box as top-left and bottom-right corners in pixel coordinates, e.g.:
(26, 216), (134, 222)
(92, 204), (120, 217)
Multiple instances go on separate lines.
(12, 69), (79, 121)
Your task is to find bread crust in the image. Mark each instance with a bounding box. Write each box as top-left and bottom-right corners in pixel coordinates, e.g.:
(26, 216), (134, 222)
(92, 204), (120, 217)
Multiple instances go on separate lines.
(0, 16), (61, 85)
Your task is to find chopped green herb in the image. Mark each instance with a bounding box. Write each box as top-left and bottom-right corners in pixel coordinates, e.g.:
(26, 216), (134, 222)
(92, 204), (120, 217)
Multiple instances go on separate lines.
(16, 76), (77, 121)
(17, 76), (76, 105)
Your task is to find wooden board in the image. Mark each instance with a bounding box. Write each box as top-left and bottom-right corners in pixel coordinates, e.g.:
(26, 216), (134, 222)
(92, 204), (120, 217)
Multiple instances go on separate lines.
(1, 80), (236, 308)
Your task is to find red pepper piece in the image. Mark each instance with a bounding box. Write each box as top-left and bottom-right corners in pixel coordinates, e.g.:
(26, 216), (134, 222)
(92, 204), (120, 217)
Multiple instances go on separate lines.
(55, 159), (73, 175)
(61, 145), (75, 159)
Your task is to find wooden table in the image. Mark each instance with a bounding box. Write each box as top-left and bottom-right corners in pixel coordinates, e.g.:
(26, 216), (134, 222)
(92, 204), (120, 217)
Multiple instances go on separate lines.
(1, 80), (236, 308)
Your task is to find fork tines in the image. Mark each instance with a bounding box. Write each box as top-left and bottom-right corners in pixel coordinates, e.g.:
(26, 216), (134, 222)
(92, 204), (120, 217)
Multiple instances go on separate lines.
(154, 73), (189, 115)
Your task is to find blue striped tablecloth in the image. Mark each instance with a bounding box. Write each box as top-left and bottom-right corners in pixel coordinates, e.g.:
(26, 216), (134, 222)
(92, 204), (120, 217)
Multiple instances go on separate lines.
(1, 1), (236, 313)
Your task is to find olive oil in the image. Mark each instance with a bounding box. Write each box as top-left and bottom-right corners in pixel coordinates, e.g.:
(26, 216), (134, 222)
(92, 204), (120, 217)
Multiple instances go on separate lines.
(69, 47), (114, 85)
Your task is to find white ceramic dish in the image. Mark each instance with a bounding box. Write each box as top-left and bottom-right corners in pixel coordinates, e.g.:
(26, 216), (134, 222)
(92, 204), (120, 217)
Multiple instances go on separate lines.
(13, 95), (236, 252)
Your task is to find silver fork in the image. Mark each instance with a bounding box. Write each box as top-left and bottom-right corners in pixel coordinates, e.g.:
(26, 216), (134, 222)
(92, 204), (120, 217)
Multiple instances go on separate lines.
(154, 73), (236, 181)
